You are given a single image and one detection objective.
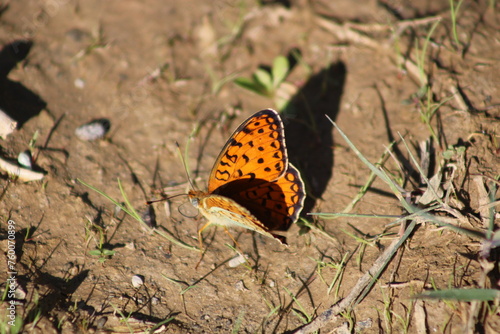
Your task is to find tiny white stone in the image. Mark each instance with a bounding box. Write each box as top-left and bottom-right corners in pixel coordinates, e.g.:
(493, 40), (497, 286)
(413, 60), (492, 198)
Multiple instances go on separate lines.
(228, 253), (247, 268)
(17, 150), (32, 169)
(113, 205), (122, 218)
(125, 242), (136, 250)
(131, 275), (144, 288)
(96, 316), (107, 328)
(75, 119), (110, 141)
(74, 78), (86, 89)
(14, 286), (27, 300)
(234, 280), (247, 291)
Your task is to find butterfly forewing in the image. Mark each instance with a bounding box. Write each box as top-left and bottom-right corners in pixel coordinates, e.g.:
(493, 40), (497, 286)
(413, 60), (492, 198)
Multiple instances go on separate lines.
(208, 109), (288, 193)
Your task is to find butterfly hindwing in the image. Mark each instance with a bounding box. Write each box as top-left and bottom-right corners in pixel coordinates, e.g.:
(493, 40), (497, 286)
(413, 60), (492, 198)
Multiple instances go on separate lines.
(216, 163), (305, 232)
(202, 194), (285, 242)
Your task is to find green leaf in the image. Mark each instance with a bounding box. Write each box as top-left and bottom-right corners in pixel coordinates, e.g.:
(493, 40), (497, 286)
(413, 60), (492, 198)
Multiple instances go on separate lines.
(272, 55), (289, 88)
(233, 77), (267, 96)
(89, 250), (102, 256)
(414, 288), (500, 301)
(102, 249), (116, 256)
(253, 68), (273, 93)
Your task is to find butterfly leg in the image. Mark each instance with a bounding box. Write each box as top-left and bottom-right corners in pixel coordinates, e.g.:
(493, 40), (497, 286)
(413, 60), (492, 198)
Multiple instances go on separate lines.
(223, 227), (240, 248)
(195, 221), (212, 268)
(223, 227), (250, 266)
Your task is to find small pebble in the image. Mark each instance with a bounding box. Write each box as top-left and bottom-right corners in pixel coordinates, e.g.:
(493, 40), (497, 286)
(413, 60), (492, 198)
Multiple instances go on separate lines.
(113, 204), (123, 218)
(95, 316), (108, 329)
(66, 28), (89, 42)
(74, 78), (85, 89)
(125, 242), (136, 250)
(131, 275), (144, 288)
(17, 150), (32, 169)
(228, 253), (247, 268)
(141, 206), (157, 228)
(75, 119), (110, 141)
(66, 262), (80, 276)
(151, 297), (160, 305)
(14, 286), (26, 300)
(357, 318), (373, 329)
(215, 316), (232, 327)
(234, 280), (247, 291)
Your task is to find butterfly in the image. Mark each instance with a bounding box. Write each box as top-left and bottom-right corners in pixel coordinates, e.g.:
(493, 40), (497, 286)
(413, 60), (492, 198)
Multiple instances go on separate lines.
(188, 109), (305, 249)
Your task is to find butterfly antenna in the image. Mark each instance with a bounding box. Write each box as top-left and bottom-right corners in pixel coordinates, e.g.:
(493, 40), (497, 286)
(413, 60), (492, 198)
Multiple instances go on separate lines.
(146, 193), (188, 205)
(176, 141), (196, 191)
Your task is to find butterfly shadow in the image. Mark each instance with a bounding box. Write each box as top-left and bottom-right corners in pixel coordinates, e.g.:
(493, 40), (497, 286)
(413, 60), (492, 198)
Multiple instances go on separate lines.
(283, 61), (346, 216)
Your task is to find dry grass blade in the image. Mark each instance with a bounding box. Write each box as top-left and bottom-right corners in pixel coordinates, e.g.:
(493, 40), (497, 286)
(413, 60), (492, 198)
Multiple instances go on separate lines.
(0, 155), (45, 181)
(299, 118), (422, 333)
(316, 16), (438, 86)
(293, 220), (417, 334)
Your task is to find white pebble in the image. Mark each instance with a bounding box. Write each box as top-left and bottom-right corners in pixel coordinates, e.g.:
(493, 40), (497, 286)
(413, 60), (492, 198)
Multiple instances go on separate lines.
(131, 275), (144, 288)
(14, 286), (26, 300)
(74, 78), (86, 89)
(75, 119), (110, 141)
(234, 280), (247, 291)
(228, 253), (247, 267)
(17, 150), (32, 169)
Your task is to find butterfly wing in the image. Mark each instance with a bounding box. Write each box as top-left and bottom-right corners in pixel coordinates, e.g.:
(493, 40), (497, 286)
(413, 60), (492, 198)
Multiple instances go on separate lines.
(216, 163), (305, 233)
(198, 193), (288, 244)
(208, 109), (288, 193)
(195, 109), (305, 244)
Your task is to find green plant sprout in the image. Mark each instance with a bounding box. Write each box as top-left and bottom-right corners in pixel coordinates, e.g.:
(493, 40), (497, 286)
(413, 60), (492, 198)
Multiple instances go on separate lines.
(283, 286), (313, 324)
(234, 55), (295, 110)
(449, 0), (464, 48)
(84, 217), (116, 264)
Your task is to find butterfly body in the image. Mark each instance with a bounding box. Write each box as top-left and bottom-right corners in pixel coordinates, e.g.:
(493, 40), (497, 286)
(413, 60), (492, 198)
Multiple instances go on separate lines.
(189, 190), (285, 242)
(189, 109), (305, 245)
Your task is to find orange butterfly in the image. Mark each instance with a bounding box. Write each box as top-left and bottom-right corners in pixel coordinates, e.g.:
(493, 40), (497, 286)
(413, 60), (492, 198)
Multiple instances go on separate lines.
(189, 109), (305, 248)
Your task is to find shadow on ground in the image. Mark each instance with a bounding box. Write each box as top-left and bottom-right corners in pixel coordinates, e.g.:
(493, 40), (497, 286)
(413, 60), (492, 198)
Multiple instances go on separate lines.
(285, 61), (346, 215)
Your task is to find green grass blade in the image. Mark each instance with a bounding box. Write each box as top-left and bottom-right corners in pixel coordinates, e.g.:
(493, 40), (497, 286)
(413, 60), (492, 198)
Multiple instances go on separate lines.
(342, 141), (396, 213)
(78, 178), (198, 251)
(310, 213), (402, 219)
(326, 116), (412, 212)
(118, 178), (144, 222)
(78, 178), (137, 220)
(415, 288), (500, 301)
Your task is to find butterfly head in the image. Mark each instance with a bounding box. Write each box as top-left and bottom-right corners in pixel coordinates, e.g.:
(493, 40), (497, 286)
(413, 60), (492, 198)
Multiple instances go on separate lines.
(188, 189), (202, 208)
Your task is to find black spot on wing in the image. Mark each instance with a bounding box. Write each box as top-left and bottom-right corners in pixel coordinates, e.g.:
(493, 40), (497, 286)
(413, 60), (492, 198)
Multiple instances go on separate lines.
(229, 138), (243, 148)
